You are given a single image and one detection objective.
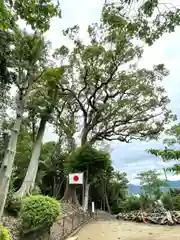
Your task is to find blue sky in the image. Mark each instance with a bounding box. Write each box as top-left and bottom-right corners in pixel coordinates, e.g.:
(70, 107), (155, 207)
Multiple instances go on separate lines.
(42, 0), (180, 184)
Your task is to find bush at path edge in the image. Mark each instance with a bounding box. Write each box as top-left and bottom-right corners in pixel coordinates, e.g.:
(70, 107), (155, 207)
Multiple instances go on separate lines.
(20, 195), (60, 230)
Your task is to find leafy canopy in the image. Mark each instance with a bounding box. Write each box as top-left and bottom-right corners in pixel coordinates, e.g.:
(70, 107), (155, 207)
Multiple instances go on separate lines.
(147, 147), (180, 175)
(103, 1), (180, 45)
(65, 144), (111, 183)
(57, 14), (173, 144)
(1, 0), (61, 32)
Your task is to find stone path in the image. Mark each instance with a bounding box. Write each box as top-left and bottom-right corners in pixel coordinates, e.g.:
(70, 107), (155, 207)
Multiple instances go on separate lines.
(77, 217), (180, 240)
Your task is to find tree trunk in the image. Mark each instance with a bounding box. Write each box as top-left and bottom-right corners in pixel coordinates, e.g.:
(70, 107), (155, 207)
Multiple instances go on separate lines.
(62, 182), (74, 202)
(15, 117), (47, 198)
(81, 128), (88, 146)
(0, 86), (7, 134)
(0, 94), (24, 220)
(0, 117), (3, 134)
(62, 180), (80, 205)
(53, 179), (64, 198)
(62, 135), (80, 205)
(83, 183), (90, 212)
(105, 192), (111, 214)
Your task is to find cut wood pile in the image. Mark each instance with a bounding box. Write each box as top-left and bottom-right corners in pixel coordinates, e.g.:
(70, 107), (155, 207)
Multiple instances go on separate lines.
(116, 207), (180, 225)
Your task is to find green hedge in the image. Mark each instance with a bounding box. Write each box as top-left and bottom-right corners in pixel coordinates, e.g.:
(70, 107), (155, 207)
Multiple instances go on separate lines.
(20, 195), (60, 230)
(0, 225), (11, 240)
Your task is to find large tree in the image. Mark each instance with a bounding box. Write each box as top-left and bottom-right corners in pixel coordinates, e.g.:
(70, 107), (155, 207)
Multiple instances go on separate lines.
(54, 2), (179, 204)
(0, 0), (61, 219)
(58, 3), (176, 146)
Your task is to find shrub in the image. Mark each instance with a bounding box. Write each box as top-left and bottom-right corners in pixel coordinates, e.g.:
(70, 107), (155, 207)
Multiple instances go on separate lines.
(20, 195), (60, 230)
(0, 225), (11, 240)
(161, 192), (180, 210)
(161, 192), (172, 210)
(123, 195), (141, 212)
(172, 196), (180, 211)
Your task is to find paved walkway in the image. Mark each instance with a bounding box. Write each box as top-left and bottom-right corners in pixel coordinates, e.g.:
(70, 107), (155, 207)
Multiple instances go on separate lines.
(77, 216), (180, 240)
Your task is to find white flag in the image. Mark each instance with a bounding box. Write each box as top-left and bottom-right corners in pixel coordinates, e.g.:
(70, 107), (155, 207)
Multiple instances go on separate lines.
(69, 173), (83, 184)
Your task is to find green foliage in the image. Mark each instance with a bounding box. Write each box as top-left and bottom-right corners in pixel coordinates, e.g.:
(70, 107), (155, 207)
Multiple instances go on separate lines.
(139, 194), (154, 210)
(147, 148), (180, 161)
(107, 171), (128, 212)
(58, 11), (174, 145)
(147, 148), (180, 174)
(164, 123), (180, 146)
(103, 1), (180, 45)
(1, 0), (180, 220)
(13, 125), (33, 188)
(119, 194), (156, 213)
(38, 140), (66, 197)
(0, 30), (15, 87)
(147, 120), (180, 175)
(4, 0), (61, 32)
(90, 169), (128, 214)
(0, 1), (15, 30)
(0, 224), (10, 240)
(137, 170), (168, 200)
(171, 196), (180, 211)
(161, 191), (180, 211)
(27, 66), (66, 120)
(12, 30), (49, 73)
(122, 195), (141, 212)
(65, 144), (111, 183)
(170, 188), (180, 197)
(161, 192), (173, 210)
(20, 195), (60, 230)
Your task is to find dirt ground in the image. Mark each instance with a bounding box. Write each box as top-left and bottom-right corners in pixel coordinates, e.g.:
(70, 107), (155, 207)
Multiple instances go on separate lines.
(77, 220), (180, 240)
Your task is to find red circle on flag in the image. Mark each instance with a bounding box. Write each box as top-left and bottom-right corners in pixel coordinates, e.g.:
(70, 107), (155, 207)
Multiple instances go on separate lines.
(73, 175), (79, 182)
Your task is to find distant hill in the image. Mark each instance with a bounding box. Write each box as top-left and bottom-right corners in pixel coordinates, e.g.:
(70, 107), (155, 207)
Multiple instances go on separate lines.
(128, 180), (180, 195)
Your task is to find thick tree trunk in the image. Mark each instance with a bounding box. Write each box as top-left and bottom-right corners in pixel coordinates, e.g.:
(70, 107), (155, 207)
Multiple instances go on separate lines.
(0, 94), (24, 220)
(62, 182), (75, 202)
(15, 117), (47, 198)
(83, 183), (90, 212)
(62, 180), (80, 205)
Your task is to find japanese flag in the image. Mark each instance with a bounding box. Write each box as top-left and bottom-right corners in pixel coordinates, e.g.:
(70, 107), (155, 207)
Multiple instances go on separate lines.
(69, 173), (83, 184)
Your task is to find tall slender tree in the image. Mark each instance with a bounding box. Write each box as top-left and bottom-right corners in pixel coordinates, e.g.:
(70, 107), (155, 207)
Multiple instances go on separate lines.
(14, 65), (68, 198)
(0, 0), (61, 218)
